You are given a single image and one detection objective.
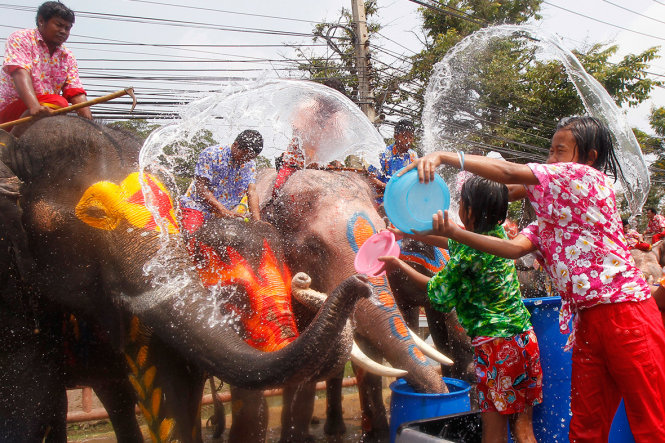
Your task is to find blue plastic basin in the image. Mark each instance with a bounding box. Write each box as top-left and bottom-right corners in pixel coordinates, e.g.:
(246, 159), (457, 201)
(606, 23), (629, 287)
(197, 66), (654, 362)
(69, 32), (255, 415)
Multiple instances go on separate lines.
(389, 377), (470, 443)
(384, 168), (450, 233)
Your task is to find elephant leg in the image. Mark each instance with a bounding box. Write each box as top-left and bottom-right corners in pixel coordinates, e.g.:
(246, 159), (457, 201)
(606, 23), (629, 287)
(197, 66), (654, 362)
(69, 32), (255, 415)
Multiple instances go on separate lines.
(91, 378), (143, 443)
(352, 336), (389, 443)
(279, 382), (316, 443)
(229, 386), (268, 443)
(151, 339), (206, 443)
(324, 371), (347, 436)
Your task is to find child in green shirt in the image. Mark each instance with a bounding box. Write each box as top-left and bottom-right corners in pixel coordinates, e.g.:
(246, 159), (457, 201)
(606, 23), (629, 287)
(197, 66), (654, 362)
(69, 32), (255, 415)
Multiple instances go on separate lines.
(380, 175), (542, 443)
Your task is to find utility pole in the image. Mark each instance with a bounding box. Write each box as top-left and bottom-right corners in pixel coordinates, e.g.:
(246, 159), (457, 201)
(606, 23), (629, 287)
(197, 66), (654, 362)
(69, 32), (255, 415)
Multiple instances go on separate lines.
(351, 0), (376, 123)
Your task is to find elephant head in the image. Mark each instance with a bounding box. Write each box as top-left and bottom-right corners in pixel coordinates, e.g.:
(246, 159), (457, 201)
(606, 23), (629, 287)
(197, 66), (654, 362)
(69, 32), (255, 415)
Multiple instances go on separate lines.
(259, 168), (446, 393)
(0, 116), (371, 390)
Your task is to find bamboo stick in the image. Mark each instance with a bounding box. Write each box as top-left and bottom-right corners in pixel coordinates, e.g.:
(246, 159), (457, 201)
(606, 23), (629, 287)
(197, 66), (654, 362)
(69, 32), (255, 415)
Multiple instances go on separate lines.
(0, 87), (136, 130)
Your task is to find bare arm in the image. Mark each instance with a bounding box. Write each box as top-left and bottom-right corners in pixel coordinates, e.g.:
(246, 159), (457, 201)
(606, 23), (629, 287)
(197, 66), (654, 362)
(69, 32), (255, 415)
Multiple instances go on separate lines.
(400, 151), (539, 186)
(195, 176), (240, 219)
(431, 210), (536, 259)
(69, 93), (92, 119)
(387, 226), (449, 249)
(10, 68), (51, 117)
(378, 256), (430, 290)
(507, 184), (528, 201)
(652, 285), (665, 311)
(247, 183), (260, 221)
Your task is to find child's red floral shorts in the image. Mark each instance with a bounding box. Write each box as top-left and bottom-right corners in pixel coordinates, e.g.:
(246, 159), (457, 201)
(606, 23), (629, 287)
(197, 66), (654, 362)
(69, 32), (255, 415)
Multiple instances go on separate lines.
(474, 329), (543, 414)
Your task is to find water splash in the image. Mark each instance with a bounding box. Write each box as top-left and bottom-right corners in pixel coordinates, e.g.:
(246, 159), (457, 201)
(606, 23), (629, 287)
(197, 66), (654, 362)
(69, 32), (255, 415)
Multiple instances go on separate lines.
(422, 24), (650, 216)
(135, 78), (385, 322)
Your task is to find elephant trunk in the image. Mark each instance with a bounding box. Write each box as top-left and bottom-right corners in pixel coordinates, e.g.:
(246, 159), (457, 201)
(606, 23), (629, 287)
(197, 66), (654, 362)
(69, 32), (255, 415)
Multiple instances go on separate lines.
(355, 275), (447, 394)
(125, 274), (371, 389)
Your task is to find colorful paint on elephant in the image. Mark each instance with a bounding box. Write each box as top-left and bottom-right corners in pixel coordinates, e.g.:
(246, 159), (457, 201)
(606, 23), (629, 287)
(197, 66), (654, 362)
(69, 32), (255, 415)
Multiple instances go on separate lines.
(194, 240), (298, 352)
(75, 172), (179, 234)
(399, 244), (449, 275)
(347, 212), (428, 366)
(125, 316), (178, 443)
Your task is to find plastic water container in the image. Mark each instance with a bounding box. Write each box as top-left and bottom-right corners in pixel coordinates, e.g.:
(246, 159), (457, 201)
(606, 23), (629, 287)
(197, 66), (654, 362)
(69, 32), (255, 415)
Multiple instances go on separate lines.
(389, 377), (471, 443)
(523, 297), (634, 442)
(354, 230), (400, 277)
(384, 168), (450, 233)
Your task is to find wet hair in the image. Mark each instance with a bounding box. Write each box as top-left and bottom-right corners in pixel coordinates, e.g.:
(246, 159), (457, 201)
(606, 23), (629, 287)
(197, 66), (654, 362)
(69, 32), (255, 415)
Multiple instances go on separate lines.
(394, 119), (415, 136)
(36, 1), (75, 25)
(234, 129), (263, 155)
(647, 207), (657, 215)
(556, 116), (622, 179)
(460, 175), (508, 234)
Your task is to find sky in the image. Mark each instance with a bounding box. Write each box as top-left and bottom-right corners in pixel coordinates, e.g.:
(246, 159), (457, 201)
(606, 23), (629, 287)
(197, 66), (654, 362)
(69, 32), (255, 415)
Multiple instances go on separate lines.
(0, 0), (664, 137)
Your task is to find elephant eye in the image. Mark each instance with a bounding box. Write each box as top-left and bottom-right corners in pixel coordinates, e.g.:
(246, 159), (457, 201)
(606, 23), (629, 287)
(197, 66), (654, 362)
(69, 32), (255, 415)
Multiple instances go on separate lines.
(84, 207), (107, 219)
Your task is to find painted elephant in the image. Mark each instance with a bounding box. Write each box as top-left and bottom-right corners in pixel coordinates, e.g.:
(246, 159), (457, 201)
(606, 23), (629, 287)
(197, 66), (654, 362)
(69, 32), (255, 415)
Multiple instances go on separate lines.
(191, 217), (414, 443)
(257, 168), (450, 442)
(0, 116), (372, 442)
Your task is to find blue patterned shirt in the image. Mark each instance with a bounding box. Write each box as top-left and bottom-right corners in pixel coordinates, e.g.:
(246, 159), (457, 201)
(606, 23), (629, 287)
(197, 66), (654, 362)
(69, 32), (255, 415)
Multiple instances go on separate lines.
(179, 145), (256, 218)
(368, 144), (418, 203)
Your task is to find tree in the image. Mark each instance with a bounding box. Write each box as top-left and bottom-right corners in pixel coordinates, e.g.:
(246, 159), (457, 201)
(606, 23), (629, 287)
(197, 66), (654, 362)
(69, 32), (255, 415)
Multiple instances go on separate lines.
(294, 1), (407, 121)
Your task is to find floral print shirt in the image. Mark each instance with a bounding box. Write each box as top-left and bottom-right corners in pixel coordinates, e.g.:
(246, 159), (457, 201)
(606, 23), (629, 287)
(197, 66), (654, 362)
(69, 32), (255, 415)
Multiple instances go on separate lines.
(367, 144), (418, 184)
(427, 225), (532, 340)
(0, 28), (85, 110)
(179, 145), (256, 218)
(646, 213), (665, 235)
(520, 162), (650, 349)
(623, 228), (643, 248)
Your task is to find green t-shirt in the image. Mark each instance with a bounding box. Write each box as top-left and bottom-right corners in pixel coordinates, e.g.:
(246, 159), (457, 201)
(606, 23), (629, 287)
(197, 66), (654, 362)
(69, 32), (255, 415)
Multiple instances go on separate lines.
(427, 225), (531, 339)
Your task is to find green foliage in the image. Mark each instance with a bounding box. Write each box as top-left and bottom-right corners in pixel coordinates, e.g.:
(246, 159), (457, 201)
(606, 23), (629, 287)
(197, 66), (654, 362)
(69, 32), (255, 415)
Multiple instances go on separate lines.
(159, 129), (216, 193)
(255, 155), (273, 170)
(108, 119), (160, 140)
(651, 106), (665, 137)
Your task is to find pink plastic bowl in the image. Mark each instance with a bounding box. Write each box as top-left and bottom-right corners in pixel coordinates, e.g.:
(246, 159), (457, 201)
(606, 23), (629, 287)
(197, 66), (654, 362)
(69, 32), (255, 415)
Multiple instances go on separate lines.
(354, 231), (401, 277)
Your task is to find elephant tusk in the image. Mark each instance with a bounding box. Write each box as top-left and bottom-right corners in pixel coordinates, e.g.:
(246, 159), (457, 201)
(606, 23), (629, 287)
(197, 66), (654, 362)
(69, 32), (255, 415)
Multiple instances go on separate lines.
(351, 341), (408, 378)
(291, 272), (328, 311)
(407, 327), (454, 366)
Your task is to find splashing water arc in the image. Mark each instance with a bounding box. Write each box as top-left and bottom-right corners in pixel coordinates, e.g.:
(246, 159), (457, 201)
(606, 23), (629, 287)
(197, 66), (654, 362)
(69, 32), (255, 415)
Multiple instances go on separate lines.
(134, 78), (385, 309)
(422, 24), (650, 216)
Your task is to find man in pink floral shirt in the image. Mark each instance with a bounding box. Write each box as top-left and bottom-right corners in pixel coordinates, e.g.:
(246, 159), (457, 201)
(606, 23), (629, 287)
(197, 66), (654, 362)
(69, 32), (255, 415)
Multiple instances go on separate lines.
(0, 1), (91, 136)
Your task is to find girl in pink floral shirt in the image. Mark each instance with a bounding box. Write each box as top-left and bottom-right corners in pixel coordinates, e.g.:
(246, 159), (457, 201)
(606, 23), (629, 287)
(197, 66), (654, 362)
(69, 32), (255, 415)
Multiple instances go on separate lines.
(401, 116), (665, 442)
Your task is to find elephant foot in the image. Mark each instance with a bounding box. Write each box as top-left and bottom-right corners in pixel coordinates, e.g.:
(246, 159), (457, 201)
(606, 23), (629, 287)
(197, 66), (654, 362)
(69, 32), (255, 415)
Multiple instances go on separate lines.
(323, 415), (347, 436)
(360, 428), (390, 443)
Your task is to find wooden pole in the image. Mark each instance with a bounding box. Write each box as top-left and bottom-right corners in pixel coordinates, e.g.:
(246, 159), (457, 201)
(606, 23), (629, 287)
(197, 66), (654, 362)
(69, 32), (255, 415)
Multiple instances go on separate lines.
(351, 0), (376, 123)
(0, 87), (136, 130)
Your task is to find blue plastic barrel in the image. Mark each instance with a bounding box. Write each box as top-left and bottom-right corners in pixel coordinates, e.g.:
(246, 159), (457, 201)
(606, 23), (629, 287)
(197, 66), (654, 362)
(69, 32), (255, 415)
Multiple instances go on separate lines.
(524, 297), (634, 442)
(389, 377), (471, 443)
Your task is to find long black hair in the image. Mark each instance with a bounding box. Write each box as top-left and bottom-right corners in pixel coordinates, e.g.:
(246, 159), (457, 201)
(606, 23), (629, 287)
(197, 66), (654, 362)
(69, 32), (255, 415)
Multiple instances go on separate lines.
(556, 116), (623, 180)
(460, 175), (508, 234)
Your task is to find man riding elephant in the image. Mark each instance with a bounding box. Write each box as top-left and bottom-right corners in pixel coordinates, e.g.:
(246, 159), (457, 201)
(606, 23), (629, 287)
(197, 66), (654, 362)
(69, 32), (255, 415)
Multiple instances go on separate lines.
(179, 129), (263, 233)
(0, 1), (92, 135)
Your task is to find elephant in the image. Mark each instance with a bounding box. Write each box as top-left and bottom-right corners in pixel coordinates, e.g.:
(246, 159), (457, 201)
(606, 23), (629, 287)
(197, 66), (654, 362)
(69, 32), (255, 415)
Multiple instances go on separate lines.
(190, 217), (422, 443)
(256, 168), (452, 442)
(0, 116), (373, 442)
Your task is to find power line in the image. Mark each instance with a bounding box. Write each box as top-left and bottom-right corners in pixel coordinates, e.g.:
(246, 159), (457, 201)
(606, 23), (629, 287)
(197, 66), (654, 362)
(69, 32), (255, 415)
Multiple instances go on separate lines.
(543, 1), (665, 42)
(601, 0), (665, 26)
(125, 0), (320, 25)
(405, 0), (488, 26)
